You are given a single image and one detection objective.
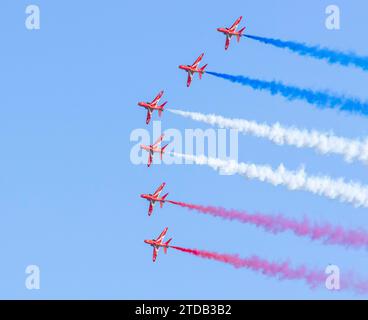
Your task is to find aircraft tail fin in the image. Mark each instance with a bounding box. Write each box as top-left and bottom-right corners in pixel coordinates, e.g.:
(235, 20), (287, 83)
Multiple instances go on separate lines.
(158, 101), (167, 117)
(160, 144), (168, 160)
(160, 193), (169, 208)
(164, 238), (172, 253)
(237, 27), (246, 42)
(199, 64), (208, 79)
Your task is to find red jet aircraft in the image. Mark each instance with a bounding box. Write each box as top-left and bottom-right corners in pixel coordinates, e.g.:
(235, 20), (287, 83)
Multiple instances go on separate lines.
(140, 182), (169, 216)
(179, 53), (207, 87)
(138, 90), (168, 124)
(140, 134), (169, 167)
(144, 227), (172, 262)
(217, 16), (245, 50)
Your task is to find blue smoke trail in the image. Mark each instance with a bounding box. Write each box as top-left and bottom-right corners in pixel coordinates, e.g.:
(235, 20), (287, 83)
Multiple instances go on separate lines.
(206, 71), (368, 115)
(245, 35), (368, 72)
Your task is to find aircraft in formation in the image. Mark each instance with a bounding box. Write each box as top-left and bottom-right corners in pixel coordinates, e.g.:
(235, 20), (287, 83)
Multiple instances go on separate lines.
(140, 134), (169, 167)
(137, 17), (246, 123)
(217, 16), (245, 50)
(137, 90), (167, 124)
(140, 182), (169, 216)
(144, 227), (172, 262)
(139, 17), (247, 262)
(178, 53), (208, 87)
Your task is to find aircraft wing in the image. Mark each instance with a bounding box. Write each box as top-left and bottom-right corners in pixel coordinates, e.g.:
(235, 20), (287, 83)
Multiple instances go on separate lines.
(146, 110), (152, 124)
(151, 90), (164, 105)
(156, 227), (168, 243)
(191, 53), (204, 68)
(187, 73), (193, 87)
(147, 152), (153, 167)
(153, 182), (166, 197)
(152, 247), (158, 262)
(225, 36), (230, 50)
(230, 16), (242, 31)
(148, 202), (154, 216)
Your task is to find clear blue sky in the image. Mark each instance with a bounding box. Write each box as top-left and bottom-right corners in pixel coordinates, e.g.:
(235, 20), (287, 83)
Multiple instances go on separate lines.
(1, 0), (368, 299)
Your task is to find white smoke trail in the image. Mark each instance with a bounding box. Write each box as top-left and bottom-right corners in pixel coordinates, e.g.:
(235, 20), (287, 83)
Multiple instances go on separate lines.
(168, 109), (368, 165)
(172, 152), (368, 208)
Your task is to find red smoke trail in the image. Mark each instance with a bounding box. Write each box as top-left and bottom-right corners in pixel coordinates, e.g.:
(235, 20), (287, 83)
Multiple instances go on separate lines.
(170, 246), (368, 294)
(167, 200), (368, 249)
(170, 245), (324, 288)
